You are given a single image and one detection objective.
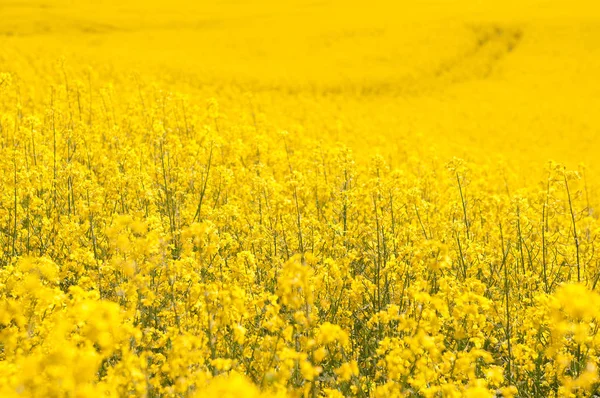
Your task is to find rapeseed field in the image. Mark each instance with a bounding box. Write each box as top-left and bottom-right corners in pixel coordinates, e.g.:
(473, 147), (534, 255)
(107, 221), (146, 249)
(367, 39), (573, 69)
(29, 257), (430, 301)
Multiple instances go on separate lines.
(2, 1), (600, 396)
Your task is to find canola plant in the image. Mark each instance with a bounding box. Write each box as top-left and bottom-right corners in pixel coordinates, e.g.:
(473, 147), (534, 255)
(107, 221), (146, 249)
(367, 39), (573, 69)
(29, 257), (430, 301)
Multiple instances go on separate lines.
(2, 1), (600, 397)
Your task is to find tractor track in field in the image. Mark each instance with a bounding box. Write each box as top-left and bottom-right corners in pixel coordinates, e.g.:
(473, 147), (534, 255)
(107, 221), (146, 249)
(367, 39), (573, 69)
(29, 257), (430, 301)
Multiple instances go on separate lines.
(433, 24), (523, 82)
(236, 24), (525, 97)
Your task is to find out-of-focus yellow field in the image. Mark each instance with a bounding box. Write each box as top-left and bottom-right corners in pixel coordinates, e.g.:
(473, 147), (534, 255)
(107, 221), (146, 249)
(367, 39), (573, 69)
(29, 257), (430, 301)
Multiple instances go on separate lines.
(3, 0), (600, 173)
(2, 1), (600, 397)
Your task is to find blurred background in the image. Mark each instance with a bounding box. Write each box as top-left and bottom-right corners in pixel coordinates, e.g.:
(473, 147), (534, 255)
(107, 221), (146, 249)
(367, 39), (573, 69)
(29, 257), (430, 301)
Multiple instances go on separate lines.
(1, 0), (600, 178)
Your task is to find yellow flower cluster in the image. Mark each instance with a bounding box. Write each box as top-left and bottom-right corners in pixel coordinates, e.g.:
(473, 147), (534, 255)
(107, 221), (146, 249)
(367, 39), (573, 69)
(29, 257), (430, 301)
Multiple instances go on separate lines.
(2, 0), (600, 397)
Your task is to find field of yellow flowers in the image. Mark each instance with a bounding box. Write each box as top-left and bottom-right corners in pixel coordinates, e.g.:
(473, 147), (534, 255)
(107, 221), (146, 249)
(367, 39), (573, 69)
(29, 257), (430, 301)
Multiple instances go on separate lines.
(2, 1), (600, 397)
